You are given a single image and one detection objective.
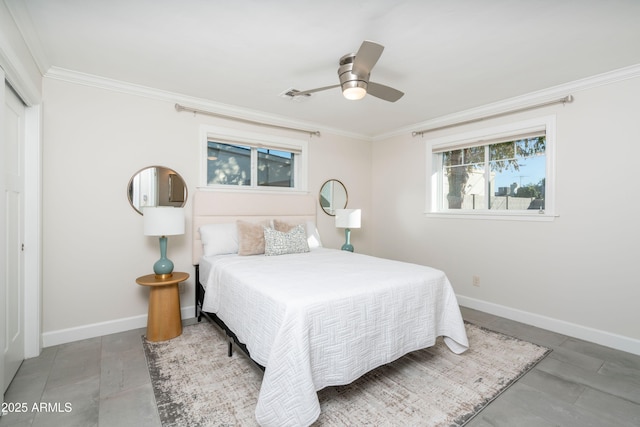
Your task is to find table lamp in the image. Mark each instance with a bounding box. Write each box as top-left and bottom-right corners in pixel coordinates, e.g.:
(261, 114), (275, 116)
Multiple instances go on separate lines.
(335, 209), (361, 252)
(143, 207), (185, 279)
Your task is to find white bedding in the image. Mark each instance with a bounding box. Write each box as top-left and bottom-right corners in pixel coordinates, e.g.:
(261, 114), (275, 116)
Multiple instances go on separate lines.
(199, 248), (469, 427)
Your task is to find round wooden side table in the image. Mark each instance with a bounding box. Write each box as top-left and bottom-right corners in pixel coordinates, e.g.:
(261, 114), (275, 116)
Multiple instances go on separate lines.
(136, 272), (189, 342)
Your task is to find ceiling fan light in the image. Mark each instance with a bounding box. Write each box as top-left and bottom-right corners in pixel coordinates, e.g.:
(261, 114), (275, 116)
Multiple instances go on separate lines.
(343, 87), (366, 100)
(342, 81), (367, 100)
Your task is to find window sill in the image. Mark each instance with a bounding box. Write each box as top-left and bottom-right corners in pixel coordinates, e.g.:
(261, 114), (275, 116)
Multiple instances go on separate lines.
(196, 186), (309, 195)
(425, 211), (558, 222)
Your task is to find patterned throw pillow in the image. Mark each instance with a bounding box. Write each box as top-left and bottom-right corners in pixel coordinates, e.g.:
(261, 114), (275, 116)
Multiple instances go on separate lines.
(263, 225), (310, 256)
(273, 219), (323, 248)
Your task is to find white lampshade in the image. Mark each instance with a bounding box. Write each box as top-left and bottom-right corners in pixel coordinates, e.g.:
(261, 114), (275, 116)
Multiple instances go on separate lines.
(335, 209), (361, 229)
(143, 207), (185, 236)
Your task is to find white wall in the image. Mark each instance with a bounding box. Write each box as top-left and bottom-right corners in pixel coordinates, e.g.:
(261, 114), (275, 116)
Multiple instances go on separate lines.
(372, 76), (640, 353)
(41, 77), (372, 344)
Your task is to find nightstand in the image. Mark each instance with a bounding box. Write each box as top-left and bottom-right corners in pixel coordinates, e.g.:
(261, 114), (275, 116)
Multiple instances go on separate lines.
(136, 272), (189, 342)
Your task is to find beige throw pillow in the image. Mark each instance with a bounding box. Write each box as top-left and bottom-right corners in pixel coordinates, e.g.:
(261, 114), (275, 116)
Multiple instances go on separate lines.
(273, 219), (300, 232)
(237, 220), (270, 255)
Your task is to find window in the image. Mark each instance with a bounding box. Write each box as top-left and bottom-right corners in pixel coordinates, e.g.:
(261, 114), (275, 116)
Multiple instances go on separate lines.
(427, 116), (555, 220)
(201, 126), (308, 191)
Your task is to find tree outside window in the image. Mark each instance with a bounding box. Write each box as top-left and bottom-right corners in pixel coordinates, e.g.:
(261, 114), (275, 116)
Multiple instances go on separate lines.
(441, 136), (546, 211)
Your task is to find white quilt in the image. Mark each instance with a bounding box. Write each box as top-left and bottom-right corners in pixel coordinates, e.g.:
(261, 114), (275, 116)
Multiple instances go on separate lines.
(199, 248), (469, 427)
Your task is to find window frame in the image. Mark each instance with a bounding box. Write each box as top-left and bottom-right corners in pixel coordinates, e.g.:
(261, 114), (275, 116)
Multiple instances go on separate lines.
(425, 115), (557, 221)
(200, 125), (308, 192)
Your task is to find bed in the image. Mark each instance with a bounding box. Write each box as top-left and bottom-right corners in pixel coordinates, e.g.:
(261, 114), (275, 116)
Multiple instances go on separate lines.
(192, 191), (469, 427)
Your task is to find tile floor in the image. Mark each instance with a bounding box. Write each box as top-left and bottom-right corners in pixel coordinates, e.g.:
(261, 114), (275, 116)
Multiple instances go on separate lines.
(1, 310), (639, 426)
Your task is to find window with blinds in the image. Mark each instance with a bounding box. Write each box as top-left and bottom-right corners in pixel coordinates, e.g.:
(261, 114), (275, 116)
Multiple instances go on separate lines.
(427, 116), (556, 218)
(201, 126), (308, 191)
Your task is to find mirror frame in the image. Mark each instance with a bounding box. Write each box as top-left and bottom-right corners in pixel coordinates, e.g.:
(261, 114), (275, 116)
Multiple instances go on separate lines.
(319, 179), (348, 216)
(127, 166), (188, 215)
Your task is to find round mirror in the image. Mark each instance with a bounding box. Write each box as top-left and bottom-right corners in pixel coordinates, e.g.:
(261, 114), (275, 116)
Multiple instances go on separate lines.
(319, 179), (348, 216)
(127, 166), (188, 215)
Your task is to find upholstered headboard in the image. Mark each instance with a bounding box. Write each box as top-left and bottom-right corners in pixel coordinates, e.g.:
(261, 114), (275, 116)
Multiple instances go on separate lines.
(192, 190), (317, 264)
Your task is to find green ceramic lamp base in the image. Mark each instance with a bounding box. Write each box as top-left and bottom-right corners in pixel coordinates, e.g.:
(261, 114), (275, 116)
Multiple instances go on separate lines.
(153, 236), (175, 276)
(341, 228), (354, 252)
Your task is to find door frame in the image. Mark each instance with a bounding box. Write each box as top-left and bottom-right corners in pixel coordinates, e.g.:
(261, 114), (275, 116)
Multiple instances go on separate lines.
(1, 67), (6, 403)
(0, 46), (43, 361)
(22, 102), (41, 358)
(1, 77), (41, 393)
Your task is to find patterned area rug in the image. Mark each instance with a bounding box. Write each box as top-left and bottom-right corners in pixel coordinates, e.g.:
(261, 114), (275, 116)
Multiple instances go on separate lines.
(143, 321), (550, 426)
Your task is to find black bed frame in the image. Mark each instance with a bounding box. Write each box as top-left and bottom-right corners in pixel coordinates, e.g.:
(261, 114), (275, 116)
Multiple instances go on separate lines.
(194, 264), (265, 371)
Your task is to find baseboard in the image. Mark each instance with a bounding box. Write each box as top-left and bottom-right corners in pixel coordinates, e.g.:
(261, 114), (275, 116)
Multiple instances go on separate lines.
(41, 305), (196, 348)
(457, 295), (640, 356)
(41, 299), (640, 356)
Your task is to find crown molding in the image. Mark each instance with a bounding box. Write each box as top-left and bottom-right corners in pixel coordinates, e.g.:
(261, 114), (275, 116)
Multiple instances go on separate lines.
(45, 63), (640, 142)
(376, 63), (640, 141)
(44, 67), (371, 141)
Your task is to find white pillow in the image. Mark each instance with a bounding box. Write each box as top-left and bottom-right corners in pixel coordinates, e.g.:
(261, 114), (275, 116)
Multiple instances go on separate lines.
(199, 223), (238, 256)
(305, 220), (323, 249)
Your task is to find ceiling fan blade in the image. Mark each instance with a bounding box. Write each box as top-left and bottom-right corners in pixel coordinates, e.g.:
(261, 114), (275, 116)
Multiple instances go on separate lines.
(367, 82), (404, 102)
(292, 84), (341, 96)
(352, 40), (384, 76)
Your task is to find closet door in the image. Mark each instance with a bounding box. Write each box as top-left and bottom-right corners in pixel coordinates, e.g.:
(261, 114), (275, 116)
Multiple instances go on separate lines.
(0, 71), (5, 402)
(3, 80), (25, 392)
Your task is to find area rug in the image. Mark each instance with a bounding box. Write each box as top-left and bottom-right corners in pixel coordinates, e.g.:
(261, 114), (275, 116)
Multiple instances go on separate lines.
(143, 321), (550, 426)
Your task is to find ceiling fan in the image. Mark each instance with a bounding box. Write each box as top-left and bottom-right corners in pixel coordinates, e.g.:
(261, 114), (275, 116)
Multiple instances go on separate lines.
(286, 40), (404, 102)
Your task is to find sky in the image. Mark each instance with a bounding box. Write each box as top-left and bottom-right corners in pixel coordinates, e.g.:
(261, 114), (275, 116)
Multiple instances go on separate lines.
(494, 154), (545, 190)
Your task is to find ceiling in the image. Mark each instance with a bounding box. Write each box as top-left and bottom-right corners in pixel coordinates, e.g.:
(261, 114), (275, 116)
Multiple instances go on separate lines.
(7, 0), (640, 137)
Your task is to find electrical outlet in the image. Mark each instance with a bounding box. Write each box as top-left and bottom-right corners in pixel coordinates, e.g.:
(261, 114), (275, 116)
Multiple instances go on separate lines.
(179, 283), (186, 294)
(472, 275), (481, 287)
